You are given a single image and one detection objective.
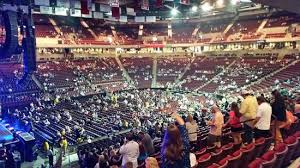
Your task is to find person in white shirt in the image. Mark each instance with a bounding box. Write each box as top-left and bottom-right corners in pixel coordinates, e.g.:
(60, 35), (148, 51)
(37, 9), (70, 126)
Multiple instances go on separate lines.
(185, 114), (198, 143)
(253, 96), (272, 139)
(119, 133), (140, 168)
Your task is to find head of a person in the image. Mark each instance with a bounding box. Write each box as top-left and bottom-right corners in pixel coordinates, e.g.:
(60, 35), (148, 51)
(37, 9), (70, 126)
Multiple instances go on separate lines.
(123, 162), (133, 168)
(138, 131), (145, 140)
(186, 114), (194, 123)
(257, 96), (266, 105)
(126, 133), (134, 142)
(145, 157), (159, 168)
(211, 105), (220, 114)
(241, 89), (251, 98)
(230, 102), (241, 117)
(162, 124), (184, 162)
(271, 90), (283, 102)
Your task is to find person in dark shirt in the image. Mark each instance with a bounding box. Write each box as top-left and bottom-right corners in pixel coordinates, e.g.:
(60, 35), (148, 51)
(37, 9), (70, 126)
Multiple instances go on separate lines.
(271, 90), (287, 144)
(161, 102), (190, 168)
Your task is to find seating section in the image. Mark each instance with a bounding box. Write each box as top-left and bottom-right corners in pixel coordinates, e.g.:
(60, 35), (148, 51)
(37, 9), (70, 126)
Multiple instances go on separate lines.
(172, 23), (197, 43)
(182, 57), (234, 90)
(203, 55), (285, 93)
(121, 57), (153, 88)
(33, 14), (300, 44)
(157, 57), (192, 87)
(251, 56), (300, 92)
(226, 19), (261, 41)
(35, 58), (124, 89)
(33, 14), (57, 38)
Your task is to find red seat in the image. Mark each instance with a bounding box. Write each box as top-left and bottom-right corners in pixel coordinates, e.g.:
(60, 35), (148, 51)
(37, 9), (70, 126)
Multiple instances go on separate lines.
(210, 148), (223, 164)
(195, 147), (207, 159)
(217, 159), (228, 168)
(207, 163), (225, 168)
(248, 158), (263, 168)
(273, 143), (288, 168)
(254, 137), (265, 157)
(207, 144), (216, 153)
(292, 131), (300, 159)
(241, 143), (256, 165)
(261, 151), (277, 168)
(221, 143), (234, 156)
(283, 136), (298, 166)
(227, 150), (243, 168)
(197, 153), (211, 168)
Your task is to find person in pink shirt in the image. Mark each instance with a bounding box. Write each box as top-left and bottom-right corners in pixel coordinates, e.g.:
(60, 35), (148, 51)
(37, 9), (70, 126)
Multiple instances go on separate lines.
(225, 102), (243, 145)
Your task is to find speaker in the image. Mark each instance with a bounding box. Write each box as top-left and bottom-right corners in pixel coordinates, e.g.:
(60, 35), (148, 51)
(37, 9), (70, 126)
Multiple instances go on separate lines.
(22, 14), (37, 73)
(0, 11), (19, 60)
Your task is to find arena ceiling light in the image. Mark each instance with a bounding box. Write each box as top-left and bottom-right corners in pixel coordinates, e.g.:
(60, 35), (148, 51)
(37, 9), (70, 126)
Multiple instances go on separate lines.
(231, 0), (240, 5)
(216, 0), (224, 7)
(191, 5), (198, 12)
(201, 2), (213, 12)
(171, 8), (179, 16)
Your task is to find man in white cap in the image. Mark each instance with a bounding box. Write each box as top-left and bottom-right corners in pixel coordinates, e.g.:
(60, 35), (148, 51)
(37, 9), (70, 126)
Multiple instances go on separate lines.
(240, 89), (258, 144)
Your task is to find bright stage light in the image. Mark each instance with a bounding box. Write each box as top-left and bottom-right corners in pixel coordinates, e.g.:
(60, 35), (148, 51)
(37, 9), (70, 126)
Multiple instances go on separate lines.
(171, 8), (178, 16)
(216, 0), (224, 7)
(231, 0), (240, 5)
(191, 6), (198, 12)
(201, 2), (213, 12)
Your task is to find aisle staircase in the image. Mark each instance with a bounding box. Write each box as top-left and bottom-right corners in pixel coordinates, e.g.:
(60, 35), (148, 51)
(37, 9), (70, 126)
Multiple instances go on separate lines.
(49, 18), (61, 35)
(115, 56), (135, 87)
(197, 59), (237, 91)
(245, 59), (300, 90)
(151, 57), (158, 88)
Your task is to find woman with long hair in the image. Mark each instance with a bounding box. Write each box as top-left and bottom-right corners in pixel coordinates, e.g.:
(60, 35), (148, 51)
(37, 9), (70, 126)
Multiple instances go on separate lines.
(225, 102), (243, 145)
(271, 90), (287, 144)
(161, 102), (190, 168)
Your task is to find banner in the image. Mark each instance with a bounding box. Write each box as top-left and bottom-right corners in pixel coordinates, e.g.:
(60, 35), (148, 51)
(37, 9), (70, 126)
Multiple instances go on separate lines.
(40, 6), (53, 14)
(119, 16), (128, 22)
(126, 7), (136, 16)
(70, 9), (81, 17)
(81, 0), (89, 14)
(57, 0), (69, 8)
(141, 0), (149, 10)
(146, 16), (156, 22)
(100, 4), (111, 12)
(112, 7), (120, 19)
(34, 0), (50, 6)
(55, 7), (68, 16)
(82, 11), (92, 18)
(110, 0), (119, 7)
(135, 16), (145, 22)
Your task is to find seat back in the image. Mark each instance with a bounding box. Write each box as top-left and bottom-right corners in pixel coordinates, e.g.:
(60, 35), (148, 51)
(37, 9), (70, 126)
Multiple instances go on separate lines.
(197, 153), (212, 168)
(241, 143), (255, 165)
(254, 138), (265, 157)
(261, 151), (277, 168)
(283, 136), (298, 167)
(273, 143), (288, 168)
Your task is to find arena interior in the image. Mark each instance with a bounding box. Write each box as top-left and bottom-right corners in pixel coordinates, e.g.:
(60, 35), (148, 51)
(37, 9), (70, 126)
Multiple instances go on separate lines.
(0, 0), (300, 168)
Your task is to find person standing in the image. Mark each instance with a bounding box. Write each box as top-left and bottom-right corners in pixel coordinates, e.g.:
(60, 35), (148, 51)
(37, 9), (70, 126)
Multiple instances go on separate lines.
(119, 133), (140, 168)
(185, 114), (198, 145)
(161, 102), (190, 168)
(225, 102), (243, 145)
(253, 96), (272, 139)
(240, 90), (258, 144)
(271, 90), (287, 144)
(207, 105), (224, 148)
(138, 131), (155, 156)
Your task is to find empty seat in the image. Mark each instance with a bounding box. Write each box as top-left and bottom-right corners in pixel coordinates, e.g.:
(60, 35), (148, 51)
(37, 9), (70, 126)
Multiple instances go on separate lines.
(261, 151), (277, 168)
(273, 143), (288, 168)
(282, 136), (298, 167)
(197, 153), (211, 168)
